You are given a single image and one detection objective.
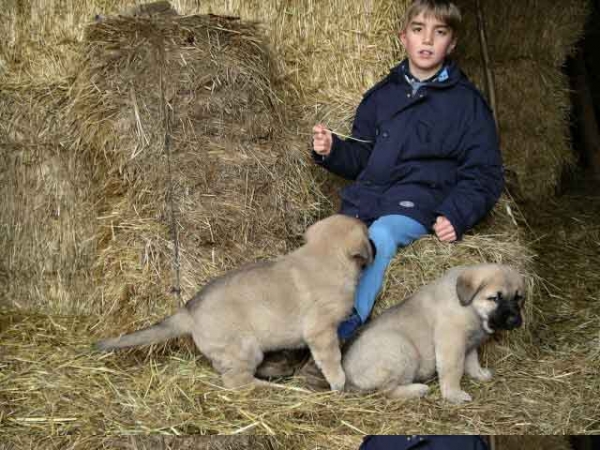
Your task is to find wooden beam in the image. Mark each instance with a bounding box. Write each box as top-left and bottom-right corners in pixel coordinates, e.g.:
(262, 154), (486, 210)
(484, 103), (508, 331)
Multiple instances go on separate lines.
(571, 49), (600, 178)
(475, 0), (499, 139)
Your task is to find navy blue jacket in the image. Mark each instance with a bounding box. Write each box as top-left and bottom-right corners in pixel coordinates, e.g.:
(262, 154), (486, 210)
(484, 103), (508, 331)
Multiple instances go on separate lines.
(314, 59), (503, 239)
(359, 435), (489, 450)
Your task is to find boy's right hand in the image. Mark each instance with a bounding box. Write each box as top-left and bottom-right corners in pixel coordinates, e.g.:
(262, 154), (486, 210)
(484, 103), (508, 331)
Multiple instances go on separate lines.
(313, 124), (333, 156)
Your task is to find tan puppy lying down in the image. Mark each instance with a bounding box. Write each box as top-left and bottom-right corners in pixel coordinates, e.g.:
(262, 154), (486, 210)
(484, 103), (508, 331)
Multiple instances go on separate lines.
(343, 264), (525, 403)
(96, 214), (373, 391)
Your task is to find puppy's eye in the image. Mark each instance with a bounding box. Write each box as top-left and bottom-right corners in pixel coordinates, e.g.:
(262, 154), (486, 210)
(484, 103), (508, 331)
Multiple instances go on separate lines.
(486, 295), (498, 302)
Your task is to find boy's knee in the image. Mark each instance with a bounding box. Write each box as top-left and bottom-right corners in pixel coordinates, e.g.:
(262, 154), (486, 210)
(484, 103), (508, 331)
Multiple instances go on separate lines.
(368, 222), (397, 259)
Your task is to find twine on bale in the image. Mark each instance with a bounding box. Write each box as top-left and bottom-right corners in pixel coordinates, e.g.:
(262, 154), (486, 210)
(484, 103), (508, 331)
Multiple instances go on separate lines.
(160, 62), (182, 305)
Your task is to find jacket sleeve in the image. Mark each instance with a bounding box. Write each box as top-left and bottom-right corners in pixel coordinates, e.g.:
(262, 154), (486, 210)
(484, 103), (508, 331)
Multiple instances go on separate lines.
(312, 93), (377, 180)
(434, 94), (504, 239)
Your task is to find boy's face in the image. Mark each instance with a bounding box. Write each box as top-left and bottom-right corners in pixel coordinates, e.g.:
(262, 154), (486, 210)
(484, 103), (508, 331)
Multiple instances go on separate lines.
(399, 11), (457, 81)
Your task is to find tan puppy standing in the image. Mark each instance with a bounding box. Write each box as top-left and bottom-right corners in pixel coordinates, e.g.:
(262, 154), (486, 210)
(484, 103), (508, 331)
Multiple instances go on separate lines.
(96, 214), (373, 391)
(342, 264), (525, 403)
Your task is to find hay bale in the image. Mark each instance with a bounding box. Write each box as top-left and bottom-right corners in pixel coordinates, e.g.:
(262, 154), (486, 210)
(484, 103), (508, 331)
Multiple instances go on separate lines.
(4, 182), (600, 439)
(456, 0), (589, 68)
(0, 0), (91, 83)
(454, 0), (589, 200)
(498, 436), (571, 450)
(102, 436), (272, 450)
(0, 435), (364, 450)
(68, 12), (325, 323)
(459, 60), (573, 201)
(180, 0), (408, 135)
(0, 83), (97, 312)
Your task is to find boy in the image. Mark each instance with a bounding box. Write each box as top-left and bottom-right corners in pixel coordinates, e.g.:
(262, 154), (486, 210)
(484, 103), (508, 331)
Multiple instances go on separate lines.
(257, 0), (503, 383)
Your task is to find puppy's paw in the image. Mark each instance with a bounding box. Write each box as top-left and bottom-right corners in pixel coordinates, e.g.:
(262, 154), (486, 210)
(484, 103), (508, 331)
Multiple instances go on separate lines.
(328, 372), (346, 392)
(470, 367), (493, 382)
(387, 383), (430, 400)
(411, 383), (430, 398)
(443, 389), (472, 404)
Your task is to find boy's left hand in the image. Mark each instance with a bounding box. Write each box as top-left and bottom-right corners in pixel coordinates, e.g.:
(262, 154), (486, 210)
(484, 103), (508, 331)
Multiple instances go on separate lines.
(434, 216), (457, 242)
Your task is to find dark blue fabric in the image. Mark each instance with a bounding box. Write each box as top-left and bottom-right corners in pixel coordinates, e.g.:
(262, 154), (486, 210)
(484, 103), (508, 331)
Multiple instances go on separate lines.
(359, 435), (489, 450)
(313, 59), (504, 240)
(337, 309), (362, 340)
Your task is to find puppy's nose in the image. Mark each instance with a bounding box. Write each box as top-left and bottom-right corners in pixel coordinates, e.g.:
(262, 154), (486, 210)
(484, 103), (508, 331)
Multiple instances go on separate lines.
(506, 314), (522, 329)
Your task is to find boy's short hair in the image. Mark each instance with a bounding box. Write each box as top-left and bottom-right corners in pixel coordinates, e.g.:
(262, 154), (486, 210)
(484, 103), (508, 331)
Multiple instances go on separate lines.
(402, 0), (462, 35)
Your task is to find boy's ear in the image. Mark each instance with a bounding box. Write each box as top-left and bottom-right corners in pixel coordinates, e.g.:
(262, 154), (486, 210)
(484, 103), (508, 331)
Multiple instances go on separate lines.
(447, 37), (457, 54)
(399, 30), (407, 47)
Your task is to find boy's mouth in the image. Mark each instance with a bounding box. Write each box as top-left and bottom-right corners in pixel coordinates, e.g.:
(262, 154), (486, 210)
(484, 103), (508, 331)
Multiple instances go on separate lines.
(419, 50), (434, 57)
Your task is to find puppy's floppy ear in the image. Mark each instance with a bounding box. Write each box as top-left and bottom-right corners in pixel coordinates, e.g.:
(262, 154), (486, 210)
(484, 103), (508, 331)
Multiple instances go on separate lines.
(456, 268), (484, 306)
(350, 237), (374, 267)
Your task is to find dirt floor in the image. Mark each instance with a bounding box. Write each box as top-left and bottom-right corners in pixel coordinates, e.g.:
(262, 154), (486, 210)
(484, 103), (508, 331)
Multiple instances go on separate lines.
(1, 172), (599, 442)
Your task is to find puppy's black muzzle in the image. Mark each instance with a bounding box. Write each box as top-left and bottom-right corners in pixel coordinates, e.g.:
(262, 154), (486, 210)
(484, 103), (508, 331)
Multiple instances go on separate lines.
(490, 302), (523, 331)
(503, 313), (522, 330)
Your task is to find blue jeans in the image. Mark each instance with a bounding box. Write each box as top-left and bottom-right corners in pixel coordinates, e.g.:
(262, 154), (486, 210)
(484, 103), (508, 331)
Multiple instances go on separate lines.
(338, 215), (427, 339)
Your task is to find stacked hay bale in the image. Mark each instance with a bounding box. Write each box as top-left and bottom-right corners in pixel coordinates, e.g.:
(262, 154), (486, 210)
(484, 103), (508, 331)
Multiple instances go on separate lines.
(67, 12), (324, 326)
(498, 436), (571, 450)
(454, 0), (589, 199)
(0, 0), (91, 83)
(0, 82), (98, 313)
(192, 0), (408, 139)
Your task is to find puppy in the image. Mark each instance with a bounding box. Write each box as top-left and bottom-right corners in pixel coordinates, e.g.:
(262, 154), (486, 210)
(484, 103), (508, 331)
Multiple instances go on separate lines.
(95, 214), (373, 391)
(342, 264), (525, 403)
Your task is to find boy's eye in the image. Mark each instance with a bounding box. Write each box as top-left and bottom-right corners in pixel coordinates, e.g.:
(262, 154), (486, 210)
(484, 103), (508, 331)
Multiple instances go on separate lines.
(412, 26), (422, 32)
(436, 29), (448, 36)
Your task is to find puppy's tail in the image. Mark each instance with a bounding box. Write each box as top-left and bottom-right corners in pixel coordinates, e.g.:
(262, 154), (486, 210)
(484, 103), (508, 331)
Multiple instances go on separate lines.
(95, 309), (194, 351)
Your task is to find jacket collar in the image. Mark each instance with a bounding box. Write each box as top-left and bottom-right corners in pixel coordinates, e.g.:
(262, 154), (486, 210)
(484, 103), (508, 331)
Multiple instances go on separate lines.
(391, 58), (461, 90)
